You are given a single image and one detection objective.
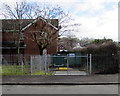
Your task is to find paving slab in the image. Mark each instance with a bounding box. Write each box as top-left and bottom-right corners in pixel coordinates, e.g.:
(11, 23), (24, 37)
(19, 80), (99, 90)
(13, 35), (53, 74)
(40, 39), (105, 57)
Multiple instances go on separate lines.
(54, 71), (87, 75)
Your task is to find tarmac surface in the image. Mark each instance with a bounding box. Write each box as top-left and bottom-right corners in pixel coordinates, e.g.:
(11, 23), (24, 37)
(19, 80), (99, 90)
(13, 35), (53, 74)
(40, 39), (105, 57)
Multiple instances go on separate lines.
(2, 85), (118, 94)
(2, 73), (119, 85)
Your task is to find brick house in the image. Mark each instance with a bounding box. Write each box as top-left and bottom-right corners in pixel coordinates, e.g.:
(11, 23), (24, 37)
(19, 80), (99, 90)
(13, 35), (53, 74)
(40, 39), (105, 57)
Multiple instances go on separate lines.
(1, 17), (59, 55)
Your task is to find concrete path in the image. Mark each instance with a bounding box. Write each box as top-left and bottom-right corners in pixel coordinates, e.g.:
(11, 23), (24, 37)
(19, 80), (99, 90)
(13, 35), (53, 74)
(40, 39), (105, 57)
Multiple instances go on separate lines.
(54, 71), (87, 75)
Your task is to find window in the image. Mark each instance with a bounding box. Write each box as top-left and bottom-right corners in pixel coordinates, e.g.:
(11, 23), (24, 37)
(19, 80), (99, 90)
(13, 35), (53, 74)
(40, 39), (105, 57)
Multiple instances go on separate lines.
(20, 32), (24, 40)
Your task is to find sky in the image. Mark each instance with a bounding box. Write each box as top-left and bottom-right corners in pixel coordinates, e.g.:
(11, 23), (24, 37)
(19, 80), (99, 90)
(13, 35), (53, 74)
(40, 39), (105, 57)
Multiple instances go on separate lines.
(0, 0), (119, 41)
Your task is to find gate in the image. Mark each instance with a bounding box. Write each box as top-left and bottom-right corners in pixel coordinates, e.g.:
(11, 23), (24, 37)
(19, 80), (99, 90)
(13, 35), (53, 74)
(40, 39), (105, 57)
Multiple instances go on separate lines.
(47, 53), (92, 75)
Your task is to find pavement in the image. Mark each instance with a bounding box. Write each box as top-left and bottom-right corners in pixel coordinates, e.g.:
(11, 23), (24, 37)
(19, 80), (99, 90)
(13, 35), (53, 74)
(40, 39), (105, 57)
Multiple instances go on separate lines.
(1, 73), (119, 85)
(54, 71), (87, 75)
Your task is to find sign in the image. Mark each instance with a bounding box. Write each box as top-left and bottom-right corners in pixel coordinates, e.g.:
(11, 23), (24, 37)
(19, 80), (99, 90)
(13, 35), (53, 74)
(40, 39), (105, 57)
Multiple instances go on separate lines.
(43, 49), (47, 55)
(68, 53), (75, 57)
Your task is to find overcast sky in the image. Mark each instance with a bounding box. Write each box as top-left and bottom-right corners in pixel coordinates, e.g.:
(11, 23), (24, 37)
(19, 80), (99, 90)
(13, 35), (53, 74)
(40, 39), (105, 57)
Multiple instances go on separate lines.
(0, 0), (119, 41)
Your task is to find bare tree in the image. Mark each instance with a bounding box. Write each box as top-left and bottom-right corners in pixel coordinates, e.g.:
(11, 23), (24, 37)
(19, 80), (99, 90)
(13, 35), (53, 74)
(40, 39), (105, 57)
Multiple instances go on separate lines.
(1, 1), (38, 64)
(79, 38), (94, 47)
(1, 1), (37, 55)
(1, 1), (80, 55)
(58, 35), (80, 51)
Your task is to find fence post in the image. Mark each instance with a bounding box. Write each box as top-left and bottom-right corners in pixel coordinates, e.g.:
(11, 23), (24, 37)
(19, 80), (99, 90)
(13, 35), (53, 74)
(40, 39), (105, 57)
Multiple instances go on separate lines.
(44, 55), (47, 73)
(86, 54), (89, 75)
(0, 55), (2, 75)
(22, 61), (24, 72)
(21, 55), (24, 72)
(47, 55), (50, 72)
(0, 55), (2, 65)
(90, 54), (92, 75)
(39, 55), (42, 71)
(43, 49), (47, 74)
(67, 55), (69, 75)
(30, 56), (33, 75)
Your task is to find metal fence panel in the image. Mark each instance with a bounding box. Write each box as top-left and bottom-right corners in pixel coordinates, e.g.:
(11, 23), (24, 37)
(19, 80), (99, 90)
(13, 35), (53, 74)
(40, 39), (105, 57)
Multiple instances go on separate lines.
(2, 53), (117, 75)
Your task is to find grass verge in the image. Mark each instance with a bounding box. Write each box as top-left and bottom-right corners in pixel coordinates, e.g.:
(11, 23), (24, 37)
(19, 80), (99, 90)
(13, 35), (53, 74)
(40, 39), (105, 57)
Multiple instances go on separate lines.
(0, 65), (53, 76)
(1, 65), (29, 75)
(31, 71), (54, 75)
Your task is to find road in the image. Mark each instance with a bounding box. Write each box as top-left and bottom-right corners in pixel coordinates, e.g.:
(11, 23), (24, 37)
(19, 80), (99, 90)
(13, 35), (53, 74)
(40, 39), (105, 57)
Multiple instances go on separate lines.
(2, 85), (118, 94)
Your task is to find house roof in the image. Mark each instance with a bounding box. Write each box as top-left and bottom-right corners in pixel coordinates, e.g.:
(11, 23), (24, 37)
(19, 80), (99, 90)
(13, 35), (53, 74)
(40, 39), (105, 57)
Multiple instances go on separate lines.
(2, 19), (33, 31)
(21, 16), (58, 31)
(1, 17), (59, 32)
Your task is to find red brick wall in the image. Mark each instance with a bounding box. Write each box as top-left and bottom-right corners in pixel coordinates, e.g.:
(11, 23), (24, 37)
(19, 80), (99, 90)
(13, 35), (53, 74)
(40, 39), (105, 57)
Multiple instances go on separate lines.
(2, 19), (58, 55)
(24, 20), (58, 55)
